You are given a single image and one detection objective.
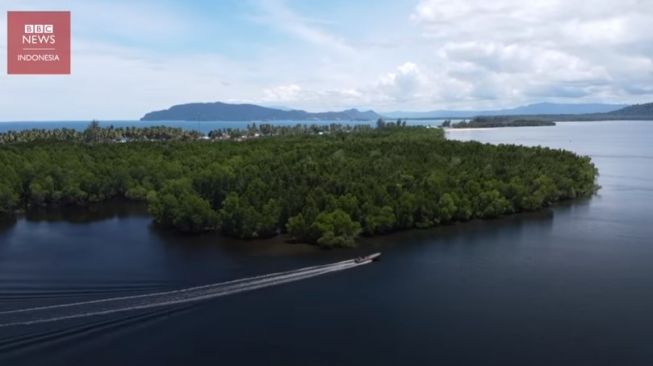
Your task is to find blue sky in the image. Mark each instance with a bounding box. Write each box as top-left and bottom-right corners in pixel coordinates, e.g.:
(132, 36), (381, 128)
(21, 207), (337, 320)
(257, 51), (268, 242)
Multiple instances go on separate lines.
(1, 0), (652, 120)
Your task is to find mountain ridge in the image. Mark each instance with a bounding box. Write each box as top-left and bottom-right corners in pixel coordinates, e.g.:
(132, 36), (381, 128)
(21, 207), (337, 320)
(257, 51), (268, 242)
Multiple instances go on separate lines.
(141, 102), (380, 121)
(140, 101), (651, 122)
(383, 102), (627, 119)
(604, 102), (653, 116)
(472, 102), (653, 121)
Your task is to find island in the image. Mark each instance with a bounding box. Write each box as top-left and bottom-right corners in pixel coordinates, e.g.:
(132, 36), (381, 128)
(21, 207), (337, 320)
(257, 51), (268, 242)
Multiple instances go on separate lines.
(141, 101), (380, 121)
(0, 123), (598, 248)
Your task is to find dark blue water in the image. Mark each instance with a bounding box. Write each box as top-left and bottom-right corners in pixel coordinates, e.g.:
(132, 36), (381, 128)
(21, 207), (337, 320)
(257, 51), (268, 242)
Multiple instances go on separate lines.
(1, 121), (652, 365)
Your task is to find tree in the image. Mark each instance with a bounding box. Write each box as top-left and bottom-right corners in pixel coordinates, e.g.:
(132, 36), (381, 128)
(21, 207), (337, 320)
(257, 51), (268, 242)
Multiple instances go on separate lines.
(312, 209), (361, 248)
(193, 163), (235, 208)
(148, 179), (218, 232)
(476, 190), (511, 218)
(436, 193), (456, 223)
(219, 193), (280, 239)
(287, 213), (310, 242)
(83, 120), (102, 143)
(0, 182), (18, 214)
(363, 205), (396, 234)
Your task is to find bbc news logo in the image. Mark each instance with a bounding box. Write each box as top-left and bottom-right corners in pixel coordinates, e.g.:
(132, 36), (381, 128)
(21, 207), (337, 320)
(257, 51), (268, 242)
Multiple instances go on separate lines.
(7, 11), (71, 75)
(22, 24), (56, 46)
(24, 24), (55, 34)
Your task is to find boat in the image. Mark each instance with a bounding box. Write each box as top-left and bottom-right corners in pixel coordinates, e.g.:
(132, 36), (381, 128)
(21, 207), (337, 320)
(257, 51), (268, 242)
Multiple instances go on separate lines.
(354, 252), (382, 263)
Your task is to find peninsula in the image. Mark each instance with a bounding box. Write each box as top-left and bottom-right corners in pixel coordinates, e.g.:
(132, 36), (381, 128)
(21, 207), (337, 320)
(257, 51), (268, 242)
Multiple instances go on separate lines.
(445, 117), (556, 128)
(0, 123), (598, 248)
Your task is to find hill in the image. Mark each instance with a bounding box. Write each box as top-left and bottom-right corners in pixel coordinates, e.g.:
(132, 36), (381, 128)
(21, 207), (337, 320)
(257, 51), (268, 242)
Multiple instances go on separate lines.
(141, 102), (380, 121)
(383, 102), (626, 119)
(490, 102), (653, 121)
(603, 102), (653, 117)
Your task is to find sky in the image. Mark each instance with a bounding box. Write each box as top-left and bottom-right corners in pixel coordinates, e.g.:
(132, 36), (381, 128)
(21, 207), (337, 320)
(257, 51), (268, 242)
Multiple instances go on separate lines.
(1, 0), (652, 120)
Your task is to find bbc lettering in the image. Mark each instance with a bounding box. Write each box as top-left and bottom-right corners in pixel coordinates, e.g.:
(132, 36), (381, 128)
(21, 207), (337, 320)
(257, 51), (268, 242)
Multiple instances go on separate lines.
(22, 24), (56, 45)
(24, 24), (54, 34)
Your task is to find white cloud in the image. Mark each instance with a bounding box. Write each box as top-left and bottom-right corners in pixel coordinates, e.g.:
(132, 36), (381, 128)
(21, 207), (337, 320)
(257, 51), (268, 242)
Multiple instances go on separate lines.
(260, 83), (366, 111)
(253, 0), (653, 111)
(263, 84), (303, 102)
(409, 0), (653, 107)
(379, 62), (427, 99)
(2, 0), (653, 120)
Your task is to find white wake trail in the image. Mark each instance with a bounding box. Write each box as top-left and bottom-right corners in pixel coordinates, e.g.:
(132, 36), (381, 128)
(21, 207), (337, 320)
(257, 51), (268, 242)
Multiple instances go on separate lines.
(0, 258), (371, 327)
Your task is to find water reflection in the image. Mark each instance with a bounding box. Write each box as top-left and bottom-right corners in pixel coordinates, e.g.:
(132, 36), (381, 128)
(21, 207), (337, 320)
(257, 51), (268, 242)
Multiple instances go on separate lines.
(24, 200), (149, 224)
(0, 216), (17, 234)
(3, 198), (564, 256)
(148, 223), (324, 259)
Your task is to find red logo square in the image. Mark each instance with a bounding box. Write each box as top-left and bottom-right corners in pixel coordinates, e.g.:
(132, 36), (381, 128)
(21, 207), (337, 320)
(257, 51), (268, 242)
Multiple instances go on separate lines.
(7, 11), (71, 75)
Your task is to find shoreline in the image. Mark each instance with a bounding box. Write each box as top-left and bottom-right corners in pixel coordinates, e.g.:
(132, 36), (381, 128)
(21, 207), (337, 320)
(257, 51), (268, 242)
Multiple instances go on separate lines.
(1, 194), (596, 251)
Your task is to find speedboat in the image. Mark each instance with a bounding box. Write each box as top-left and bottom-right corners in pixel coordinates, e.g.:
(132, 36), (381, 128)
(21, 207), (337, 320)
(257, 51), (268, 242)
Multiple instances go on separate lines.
(354, 252), (382, 263)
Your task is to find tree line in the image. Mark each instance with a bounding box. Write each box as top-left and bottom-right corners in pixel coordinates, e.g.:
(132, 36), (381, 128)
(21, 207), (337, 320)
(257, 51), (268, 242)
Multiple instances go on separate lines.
(0, 125), (598, 247)
(0, 121), (204, 144)
(443, 117), (555, 128)
(0, 121), (383, 144)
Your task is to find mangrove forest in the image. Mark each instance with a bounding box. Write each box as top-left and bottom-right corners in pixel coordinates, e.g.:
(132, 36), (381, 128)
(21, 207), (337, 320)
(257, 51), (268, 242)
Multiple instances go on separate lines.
(0, 124), (598, 247)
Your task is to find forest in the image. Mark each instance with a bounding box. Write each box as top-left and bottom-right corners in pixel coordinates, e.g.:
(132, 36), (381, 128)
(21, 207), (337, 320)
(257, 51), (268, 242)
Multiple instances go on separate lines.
(0, 121), (376, 144)
(0, 125), (598, 247)
(444, 117), (556, 128)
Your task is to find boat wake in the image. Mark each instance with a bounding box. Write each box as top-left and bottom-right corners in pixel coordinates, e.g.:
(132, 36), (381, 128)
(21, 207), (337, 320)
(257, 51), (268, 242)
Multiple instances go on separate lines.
(0, 257), (373, 328)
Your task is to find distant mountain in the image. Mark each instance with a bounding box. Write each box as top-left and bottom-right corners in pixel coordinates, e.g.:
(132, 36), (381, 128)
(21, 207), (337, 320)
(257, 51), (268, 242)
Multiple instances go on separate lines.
(505, 103), (628, 115)
(467, 102), (653, 122)
(542, 102), (653, 121)
(141, 102), (380, 121)
(603, 102), (653, 117)
(383, 103), (627, 119)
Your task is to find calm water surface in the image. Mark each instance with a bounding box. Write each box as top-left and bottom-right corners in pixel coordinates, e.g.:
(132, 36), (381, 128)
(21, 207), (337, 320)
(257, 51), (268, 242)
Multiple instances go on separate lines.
(1, 121), (652, 365)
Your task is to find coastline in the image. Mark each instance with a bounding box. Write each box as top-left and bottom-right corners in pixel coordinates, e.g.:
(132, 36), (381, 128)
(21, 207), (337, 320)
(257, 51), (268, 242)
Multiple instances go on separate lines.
(0, 127), (599, 248)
